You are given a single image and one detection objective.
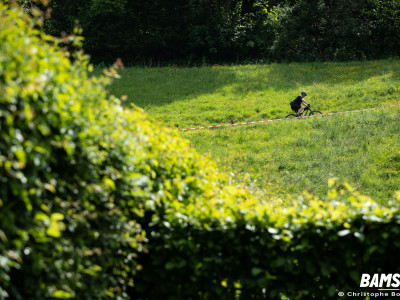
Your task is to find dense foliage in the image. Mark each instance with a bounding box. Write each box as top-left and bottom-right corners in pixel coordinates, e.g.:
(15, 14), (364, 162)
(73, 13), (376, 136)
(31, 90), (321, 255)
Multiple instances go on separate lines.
(271, 0), (400, 62)
(2, 3), (400, 300)
(0, 3), (250, 298)
(40, 0), (400, 64)
(134, 183), (400, 299)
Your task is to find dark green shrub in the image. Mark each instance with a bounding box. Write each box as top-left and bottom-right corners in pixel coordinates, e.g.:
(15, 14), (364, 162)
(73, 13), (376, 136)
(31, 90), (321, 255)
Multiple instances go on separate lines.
(270, 0), (400, 62)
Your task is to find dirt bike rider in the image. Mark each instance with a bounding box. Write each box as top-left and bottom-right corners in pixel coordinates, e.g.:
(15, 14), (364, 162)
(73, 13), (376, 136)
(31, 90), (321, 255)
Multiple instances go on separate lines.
(290, 91), (310, 116)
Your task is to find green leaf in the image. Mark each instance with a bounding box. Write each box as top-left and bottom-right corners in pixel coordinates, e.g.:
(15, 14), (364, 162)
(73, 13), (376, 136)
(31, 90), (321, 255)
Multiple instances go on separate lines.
(53, 290), (72, 298)
(46, 223), (61, 238)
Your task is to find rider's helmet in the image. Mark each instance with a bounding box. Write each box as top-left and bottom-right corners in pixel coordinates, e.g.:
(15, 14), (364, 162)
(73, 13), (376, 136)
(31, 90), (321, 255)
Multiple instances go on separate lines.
(301, 91), (307, 97)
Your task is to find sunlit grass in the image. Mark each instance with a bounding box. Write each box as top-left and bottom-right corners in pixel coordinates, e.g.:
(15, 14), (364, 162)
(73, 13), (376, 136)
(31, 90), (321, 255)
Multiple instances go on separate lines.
(108, 59), (400, 204)
(109, 59), (400, 128)
(182, 109), (400, 205)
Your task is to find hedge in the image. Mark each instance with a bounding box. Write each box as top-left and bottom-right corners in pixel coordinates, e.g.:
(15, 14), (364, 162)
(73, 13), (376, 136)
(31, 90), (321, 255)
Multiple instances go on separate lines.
(0, 3), (251, 299)
(134, 183), (400, 299)
(1, 3), (400, 300)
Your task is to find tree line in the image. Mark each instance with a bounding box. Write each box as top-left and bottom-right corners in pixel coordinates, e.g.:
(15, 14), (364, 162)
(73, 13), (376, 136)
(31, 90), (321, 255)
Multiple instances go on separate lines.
(38, 0), (400, 64)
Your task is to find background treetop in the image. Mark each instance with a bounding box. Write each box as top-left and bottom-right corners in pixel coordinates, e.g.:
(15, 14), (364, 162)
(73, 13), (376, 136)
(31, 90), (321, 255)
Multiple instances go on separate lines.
(41, 0), (400, 65)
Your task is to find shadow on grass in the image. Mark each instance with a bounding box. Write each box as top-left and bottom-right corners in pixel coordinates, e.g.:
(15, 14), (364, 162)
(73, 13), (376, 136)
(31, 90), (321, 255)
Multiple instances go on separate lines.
(107, 59), (400, 109)
(108, 67), (239, 109)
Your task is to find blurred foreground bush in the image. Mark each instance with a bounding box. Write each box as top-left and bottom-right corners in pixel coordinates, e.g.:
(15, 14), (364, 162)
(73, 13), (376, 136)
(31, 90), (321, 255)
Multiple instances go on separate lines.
(1, 3), (400, 300)
(134, 182), (400, 299)
(0, 3), (248, 298)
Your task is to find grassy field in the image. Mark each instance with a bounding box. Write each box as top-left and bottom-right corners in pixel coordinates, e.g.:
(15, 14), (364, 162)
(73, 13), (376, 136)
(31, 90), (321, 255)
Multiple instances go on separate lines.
(107, 59), (400, 204)
(183, 109), (400, 205)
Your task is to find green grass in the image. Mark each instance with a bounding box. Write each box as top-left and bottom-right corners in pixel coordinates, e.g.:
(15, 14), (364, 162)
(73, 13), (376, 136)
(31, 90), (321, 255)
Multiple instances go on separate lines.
(107, 59), (400, 204)
(183, 109), (400, 205)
